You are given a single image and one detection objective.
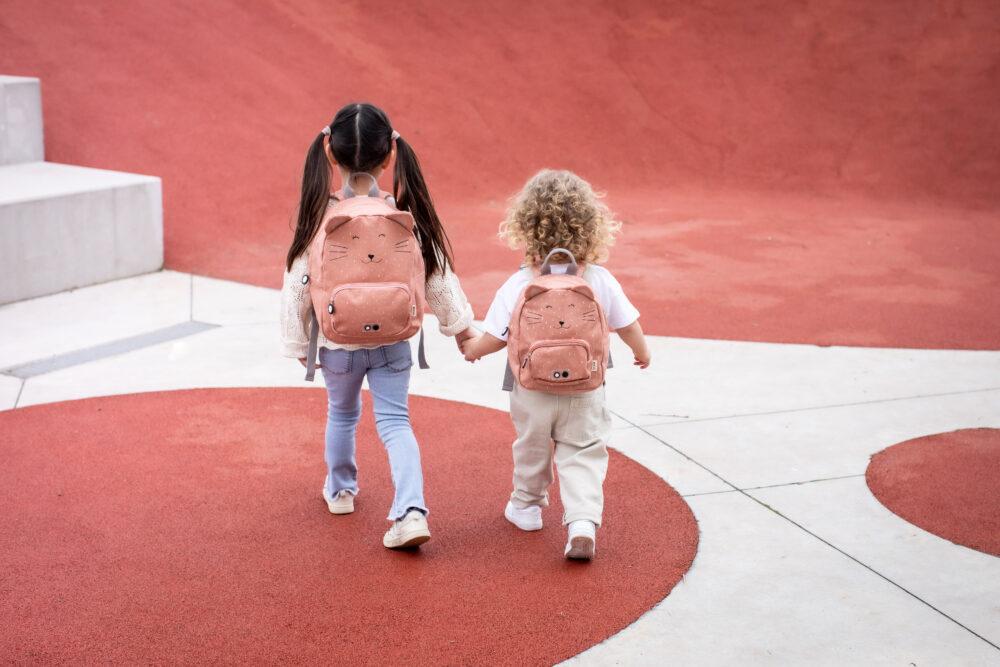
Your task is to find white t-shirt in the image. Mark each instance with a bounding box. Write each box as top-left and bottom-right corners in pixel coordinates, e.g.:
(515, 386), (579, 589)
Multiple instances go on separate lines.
(482, 264), (640, 341)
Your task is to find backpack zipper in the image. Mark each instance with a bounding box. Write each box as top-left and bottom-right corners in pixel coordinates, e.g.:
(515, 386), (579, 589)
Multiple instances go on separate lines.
(522, 339), (591, 370)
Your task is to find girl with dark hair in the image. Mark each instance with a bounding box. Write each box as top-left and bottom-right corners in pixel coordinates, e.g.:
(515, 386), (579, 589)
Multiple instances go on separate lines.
(280, 103), (476, 549)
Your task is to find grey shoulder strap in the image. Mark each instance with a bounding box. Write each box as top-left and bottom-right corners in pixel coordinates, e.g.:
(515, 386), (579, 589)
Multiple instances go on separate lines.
(304, 311), (320, 382)
(502, 362), (515, 392)
(417, 327), (429, 370)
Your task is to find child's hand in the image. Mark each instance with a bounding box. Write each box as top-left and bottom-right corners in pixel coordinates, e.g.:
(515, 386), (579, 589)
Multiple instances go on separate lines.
(615, 321), (651, 370)
(461, 336), (482, 362)
(454, 326), (478, 351)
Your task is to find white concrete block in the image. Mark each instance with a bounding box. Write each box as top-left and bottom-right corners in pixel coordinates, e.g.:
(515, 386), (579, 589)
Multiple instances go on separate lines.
(0, 75), (44, 165)
(0, 161), (162, 304)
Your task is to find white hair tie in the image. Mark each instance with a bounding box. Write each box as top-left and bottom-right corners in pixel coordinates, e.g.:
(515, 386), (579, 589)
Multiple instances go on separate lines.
(391, 130), (400, 142)
(321, 126), (331, 136)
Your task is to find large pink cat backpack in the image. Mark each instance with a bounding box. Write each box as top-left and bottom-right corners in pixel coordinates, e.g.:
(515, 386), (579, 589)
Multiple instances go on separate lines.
(503, 248), (611, 394)
(302, 175), (428, 381)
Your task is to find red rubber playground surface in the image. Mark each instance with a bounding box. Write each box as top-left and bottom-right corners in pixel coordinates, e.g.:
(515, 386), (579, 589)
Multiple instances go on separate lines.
(0, 389), (698, 664)
(2, 1), (999, 348)
(867, 429), (1000, 558)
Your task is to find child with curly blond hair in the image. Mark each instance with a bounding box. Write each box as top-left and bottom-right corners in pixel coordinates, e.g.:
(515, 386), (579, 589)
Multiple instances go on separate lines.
(461, 169), (650, 559)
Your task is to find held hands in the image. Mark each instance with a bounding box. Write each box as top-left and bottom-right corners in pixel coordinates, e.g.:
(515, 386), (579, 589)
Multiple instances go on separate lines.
(461, 332), (506, 363)
(455, 326), (484, 363)
(461, 335), (483, 362)
(454, 326), (476, 349)
(633, 348), (651, 369)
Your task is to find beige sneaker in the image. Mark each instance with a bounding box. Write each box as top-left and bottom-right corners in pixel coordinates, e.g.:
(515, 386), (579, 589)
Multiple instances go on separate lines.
(565, 520), (596, 560)
(504, 500), (543, 531)
(322, 485), (355, 515)
(383, 510), (431, 549)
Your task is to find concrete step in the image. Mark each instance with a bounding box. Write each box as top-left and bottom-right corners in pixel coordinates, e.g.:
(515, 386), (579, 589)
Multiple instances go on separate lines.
(0, 76), (44, 165)
(0, 161), (162, 304)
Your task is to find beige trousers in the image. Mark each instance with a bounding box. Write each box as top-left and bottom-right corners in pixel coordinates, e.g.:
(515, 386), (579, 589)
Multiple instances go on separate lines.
(508, 383), (612, 526)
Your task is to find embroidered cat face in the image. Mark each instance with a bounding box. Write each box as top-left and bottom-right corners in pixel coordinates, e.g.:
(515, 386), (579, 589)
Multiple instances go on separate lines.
(323, 213), (413, 265)
(522, 284), (598, 333)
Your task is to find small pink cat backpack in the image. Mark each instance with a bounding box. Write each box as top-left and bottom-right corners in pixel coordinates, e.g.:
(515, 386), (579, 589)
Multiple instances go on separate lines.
(504, 248), (611, 394)
(302, 175), (427, 381)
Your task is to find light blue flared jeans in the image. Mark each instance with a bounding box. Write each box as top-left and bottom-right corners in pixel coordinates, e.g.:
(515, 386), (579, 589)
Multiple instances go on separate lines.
(319, 341), (426, 520)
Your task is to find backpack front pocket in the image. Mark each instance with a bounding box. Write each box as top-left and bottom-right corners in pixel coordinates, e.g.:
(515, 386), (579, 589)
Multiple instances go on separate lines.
(328, 282), (414, 338)
(524, 339), (594, 387)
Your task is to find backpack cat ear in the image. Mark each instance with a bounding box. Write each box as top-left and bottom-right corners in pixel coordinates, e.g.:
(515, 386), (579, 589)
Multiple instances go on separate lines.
(324, 215), (353, 232)
(571, 283), (596, 300)
(385, 211), (415, 231)
(524, 284), (547, 301)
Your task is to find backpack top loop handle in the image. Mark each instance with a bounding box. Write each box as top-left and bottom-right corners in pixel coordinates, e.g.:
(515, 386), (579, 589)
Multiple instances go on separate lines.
(342, 172), (380, 199)
(539, 247), (578, 276)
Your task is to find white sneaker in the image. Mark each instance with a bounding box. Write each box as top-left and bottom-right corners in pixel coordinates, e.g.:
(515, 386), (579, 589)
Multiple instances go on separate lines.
(504, 501), (543, 531)
(565, 520), (597, 560)
(383, 510), (431, 549)
(322, 485), (355, 515)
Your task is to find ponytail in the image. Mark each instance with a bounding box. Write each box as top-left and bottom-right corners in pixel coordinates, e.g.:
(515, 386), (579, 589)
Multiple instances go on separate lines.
(288, 104), (454, 281)
(286, 132), (331, 270)
(393, 136), (455, 281)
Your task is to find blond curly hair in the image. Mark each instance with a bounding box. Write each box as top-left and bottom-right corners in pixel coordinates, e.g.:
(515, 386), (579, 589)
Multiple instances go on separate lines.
(498, 169), (622, 266)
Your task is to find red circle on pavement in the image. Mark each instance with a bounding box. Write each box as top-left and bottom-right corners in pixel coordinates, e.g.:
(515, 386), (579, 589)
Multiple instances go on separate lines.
(0, 389), (698, 664)
(866, 428), (1000, 557)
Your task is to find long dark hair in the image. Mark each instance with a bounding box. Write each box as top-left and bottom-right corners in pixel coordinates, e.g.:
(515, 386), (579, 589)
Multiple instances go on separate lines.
(286, 102), (454, 281)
